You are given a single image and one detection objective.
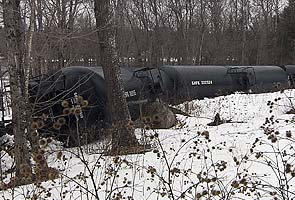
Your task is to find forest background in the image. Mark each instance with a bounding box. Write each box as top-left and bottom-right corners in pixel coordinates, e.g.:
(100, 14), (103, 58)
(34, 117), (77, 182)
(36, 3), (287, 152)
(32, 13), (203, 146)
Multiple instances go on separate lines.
(0, 0), (294, 76)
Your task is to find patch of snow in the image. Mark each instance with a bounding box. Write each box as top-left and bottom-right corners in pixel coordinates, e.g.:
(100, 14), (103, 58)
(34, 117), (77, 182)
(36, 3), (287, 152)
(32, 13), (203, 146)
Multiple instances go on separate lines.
(1, 90), (295, 199)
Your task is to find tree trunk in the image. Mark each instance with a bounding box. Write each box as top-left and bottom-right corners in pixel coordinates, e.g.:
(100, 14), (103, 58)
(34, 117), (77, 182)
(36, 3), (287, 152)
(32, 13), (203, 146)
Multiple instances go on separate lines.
(93, 0), (139, 154)
(25, 0), (36, 94)
(198, 0), (206, 65)
(3, 0), (32, 181)
(36, 0), (43, 30)
(150, 0), (161, 67)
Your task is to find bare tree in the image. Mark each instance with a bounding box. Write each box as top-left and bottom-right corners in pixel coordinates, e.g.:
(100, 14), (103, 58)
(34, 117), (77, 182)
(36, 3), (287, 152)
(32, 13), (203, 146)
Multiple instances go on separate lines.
(0, 0), (293, 81)
(2, 0), (32, 182)
(93, 0), (139, 154)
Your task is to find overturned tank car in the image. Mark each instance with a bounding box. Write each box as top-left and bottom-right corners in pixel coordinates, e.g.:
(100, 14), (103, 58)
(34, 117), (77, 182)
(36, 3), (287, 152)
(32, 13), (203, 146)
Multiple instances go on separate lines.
(156, 65), (293, 104)
(29, 66), (156, 146)
(9, 64), (295, 146)
(157, 65), (233, 104)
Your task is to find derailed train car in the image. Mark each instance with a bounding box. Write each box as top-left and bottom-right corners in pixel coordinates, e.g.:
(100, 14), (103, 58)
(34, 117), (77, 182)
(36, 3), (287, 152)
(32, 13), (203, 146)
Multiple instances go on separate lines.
(157, 65), (292, 104)
(30, 66), (156, 145)
(157, 65), (234, 104)
(11, 64), (295, 146)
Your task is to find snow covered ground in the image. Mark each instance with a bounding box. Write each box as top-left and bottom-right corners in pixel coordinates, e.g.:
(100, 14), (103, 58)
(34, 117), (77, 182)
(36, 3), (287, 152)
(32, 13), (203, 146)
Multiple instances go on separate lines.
(1, 90), (295, 199)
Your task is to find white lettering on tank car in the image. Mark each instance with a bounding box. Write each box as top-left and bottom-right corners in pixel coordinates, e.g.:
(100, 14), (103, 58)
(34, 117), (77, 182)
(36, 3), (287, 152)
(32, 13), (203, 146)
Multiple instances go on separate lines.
(201, 80), (213, 85)
(191, 81), (200, 85)
(191, 80), (213, 86)
(124, 89), (137, 98)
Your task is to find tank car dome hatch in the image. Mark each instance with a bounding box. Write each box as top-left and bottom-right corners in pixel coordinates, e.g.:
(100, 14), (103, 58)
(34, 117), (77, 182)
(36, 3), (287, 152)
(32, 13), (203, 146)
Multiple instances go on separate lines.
(284, 65), (295, 74)
(159, 65), (233, 104)
(236, 66), (288, 93)
(226, 66), (256, 92)
(133, 67), (164, 97)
